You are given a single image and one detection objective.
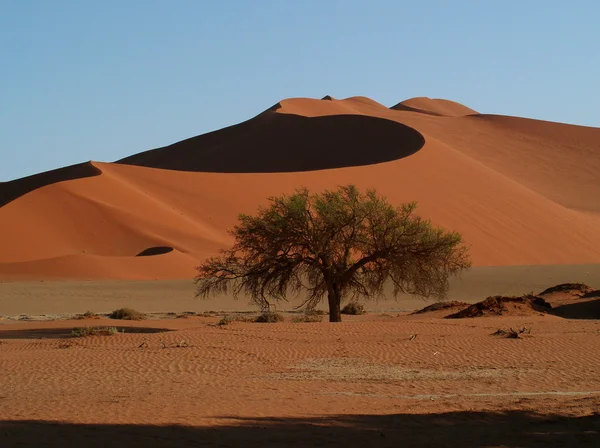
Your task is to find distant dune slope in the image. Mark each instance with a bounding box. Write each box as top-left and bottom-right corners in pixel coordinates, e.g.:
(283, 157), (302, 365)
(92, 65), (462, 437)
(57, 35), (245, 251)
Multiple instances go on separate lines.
(0, 162), (101, 207)
(391, 97), (479, 116)
(2, 95), (600, 280)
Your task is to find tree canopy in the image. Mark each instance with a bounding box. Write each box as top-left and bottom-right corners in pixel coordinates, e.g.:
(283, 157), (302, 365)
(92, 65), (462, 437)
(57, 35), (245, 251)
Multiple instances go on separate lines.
(195, 185), (471, 322)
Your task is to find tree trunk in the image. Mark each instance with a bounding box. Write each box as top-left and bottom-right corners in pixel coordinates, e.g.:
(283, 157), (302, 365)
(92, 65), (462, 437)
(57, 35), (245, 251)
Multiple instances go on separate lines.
(328, 289), (342, 322)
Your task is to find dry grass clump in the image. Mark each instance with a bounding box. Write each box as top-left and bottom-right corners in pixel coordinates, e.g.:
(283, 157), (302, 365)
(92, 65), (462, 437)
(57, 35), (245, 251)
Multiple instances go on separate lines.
(292, 314), (323, 323)
(492, 327), (532, 339)
(304, 309), (327, 315)
(75, 310), (100, 320)
(341, 302), (365, 315)
(109, 307), (146, 320)
(217, 315), (236, 326)
(217, 312), (284, 325)
(255, 311), (285, 323)
(71, 326), (118, 337)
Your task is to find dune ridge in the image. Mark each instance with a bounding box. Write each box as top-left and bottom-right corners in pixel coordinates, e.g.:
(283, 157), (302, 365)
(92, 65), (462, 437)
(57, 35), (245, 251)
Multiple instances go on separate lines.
(391, 97), (479, 117)
(2, 95), (600, 280)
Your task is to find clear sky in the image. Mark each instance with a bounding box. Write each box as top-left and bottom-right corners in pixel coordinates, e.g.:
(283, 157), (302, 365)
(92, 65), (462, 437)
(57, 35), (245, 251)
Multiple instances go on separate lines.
(1, 1), (598, 181)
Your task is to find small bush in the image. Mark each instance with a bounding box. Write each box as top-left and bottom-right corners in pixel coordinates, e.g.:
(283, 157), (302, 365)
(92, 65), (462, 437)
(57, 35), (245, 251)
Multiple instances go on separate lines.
(109, 307), (146, 320)
(217, 315), (236, 326)
(71, 326), (118, 337)
(217, 314), (257, 325)
(341, 302), (365, 315)
(305, 309), (327, 315)
(292, 314), (322, 323)
(255, 311), (284, 323)
(75, 310), (99, 320)
(492, 327), (531, 339)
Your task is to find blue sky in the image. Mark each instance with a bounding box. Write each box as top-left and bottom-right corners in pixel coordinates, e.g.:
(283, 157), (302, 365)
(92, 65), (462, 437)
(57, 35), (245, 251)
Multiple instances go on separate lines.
(1, 1), (598, 181)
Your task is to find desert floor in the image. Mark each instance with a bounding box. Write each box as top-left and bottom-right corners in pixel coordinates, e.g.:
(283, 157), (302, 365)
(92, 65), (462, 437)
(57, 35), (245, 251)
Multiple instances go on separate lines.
(1, 268), (600, 447)
(2, 264), (600, 317)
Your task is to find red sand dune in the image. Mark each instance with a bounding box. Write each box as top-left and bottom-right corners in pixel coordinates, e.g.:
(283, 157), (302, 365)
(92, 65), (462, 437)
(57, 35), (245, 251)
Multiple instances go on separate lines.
(2, 96), (600, 280)
(391, 97), (478, 117)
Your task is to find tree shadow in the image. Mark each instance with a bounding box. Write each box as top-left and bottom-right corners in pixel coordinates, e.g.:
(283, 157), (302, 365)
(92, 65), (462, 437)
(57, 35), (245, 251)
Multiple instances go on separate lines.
(0, 326), (172, 339)
(1, 410), (598, 447)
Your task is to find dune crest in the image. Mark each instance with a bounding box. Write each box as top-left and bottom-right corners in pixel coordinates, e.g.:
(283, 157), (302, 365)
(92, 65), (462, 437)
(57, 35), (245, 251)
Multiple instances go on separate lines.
(392, 97), (478, 117)
(0, 161), (102, 207)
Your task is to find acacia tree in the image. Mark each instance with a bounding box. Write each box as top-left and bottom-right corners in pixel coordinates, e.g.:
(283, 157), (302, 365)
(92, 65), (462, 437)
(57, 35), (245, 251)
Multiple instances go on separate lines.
(195, 185), (471, 322)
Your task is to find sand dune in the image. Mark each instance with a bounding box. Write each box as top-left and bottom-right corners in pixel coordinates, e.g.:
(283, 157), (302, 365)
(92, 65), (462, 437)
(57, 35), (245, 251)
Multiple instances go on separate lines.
(1, 95), (600, 280)
(391, 97), (478, 116)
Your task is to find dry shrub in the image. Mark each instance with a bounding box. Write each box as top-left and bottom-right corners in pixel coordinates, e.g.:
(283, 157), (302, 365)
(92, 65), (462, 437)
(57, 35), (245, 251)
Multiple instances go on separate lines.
(217, 315), (236, 326)
(341, 302), (365, 315)
(492, 327), (531, 339)
(109, 307), (146, 320)
(75, 310), (100, 320)
(305, 309), (327, 315)
(255, 311), (284, 323)
(292, 314), (323, 323)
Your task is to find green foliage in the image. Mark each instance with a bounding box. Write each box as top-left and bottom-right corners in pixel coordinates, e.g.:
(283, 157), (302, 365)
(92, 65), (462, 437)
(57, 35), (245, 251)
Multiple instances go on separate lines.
(341, 302), (366, 315)
(196, 185), (471, 322)
(109, 307), (146, 320)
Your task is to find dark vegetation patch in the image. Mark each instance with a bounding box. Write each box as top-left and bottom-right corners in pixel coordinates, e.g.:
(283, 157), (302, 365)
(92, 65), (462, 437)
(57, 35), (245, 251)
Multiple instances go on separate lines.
(0, 326), (170, 340)
(71, 326), (118, 337)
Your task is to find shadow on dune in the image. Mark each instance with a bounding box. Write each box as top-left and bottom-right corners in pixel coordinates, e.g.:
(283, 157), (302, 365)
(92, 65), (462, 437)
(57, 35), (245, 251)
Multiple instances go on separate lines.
(551, 298), (600, 319)
(0, 162), (102, 208)
(136, 246), (174, 257)
(117, 112), (425, 173)
(0, 326), (172, 339)
(1, 411), (598, 447)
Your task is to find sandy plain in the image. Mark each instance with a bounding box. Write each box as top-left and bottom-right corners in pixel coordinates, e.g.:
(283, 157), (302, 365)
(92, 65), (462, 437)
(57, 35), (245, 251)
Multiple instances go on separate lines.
(2, 275), (600, 447)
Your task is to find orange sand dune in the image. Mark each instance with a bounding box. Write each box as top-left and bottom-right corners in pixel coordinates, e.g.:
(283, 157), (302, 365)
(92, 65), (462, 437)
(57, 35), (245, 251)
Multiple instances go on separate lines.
(2, 96), (600, 280)
(391, 97), (478, 116)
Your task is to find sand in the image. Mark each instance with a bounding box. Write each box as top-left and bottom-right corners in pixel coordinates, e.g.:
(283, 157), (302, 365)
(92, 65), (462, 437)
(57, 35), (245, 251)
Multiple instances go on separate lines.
(2, 95), (600, 280)
(2, 95), (600, 445)
(2, 264), (600, 317)
(1, 312), (599, 447)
